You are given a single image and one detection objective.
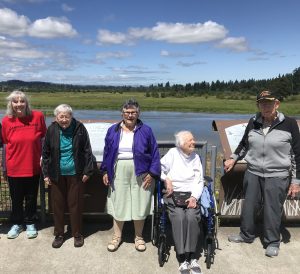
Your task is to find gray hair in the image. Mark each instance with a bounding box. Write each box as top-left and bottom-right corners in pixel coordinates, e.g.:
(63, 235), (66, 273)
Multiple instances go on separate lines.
(54, 104), (73, 117)
(121, 98), (140, 113)
(175, 130), (193, 148)
(6, 90), (31, 117)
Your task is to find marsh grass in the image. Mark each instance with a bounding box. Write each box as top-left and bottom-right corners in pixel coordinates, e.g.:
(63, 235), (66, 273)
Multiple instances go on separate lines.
(1, 92), (300, 115)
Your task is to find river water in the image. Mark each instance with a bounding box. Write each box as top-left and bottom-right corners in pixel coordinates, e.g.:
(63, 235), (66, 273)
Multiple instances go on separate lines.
(65, 110), (252, 147)
(0, 109), (253, 148)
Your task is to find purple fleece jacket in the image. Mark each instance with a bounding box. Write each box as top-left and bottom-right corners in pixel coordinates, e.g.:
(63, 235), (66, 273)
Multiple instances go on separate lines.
(100, 119), (161, 190)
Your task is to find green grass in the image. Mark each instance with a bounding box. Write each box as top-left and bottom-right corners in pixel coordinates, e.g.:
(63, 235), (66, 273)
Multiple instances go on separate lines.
(1, 91), (300, 115)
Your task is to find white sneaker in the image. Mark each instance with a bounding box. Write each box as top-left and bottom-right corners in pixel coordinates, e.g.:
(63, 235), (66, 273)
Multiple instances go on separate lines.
(190, 259), (203, 274)
(26, 224), (38, 239)
(178, 260), (190, 274)
(7, 224), (23, 239)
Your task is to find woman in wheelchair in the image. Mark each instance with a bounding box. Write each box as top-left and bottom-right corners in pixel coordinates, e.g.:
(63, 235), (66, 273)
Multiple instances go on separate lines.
(160, 130), (204, 274)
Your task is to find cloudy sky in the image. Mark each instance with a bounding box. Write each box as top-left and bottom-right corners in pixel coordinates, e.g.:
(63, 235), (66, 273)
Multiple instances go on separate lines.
(0, 0), (299, 86)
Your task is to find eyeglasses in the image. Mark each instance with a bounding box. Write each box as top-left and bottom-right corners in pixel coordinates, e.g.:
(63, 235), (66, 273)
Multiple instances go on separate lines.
(123, 111), (138, 116)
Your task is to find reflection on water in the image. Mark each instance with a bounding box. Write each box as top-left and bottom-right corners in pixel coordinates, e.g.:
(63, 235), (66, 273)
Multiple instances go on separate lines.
(0, 109), (253, 148)
(53, 110), (252, 148)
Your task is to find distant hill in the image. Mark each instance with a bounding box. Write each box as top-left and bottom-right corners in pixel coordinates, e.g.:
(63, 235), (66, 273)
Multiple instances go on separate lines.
(1, 67), (300, 99)
(0, 80), (134, 92)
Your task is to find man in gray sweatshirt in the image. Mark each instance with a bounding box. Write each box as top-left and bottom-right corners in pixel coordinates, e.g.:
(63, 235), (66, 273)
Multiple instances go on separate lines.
(224, 90), (300, 257)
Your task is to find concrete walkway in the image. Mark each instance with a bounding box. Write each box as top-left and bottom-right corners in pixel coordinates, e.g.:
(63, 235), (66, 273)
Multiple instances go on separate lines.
(0, 218), (299, 274)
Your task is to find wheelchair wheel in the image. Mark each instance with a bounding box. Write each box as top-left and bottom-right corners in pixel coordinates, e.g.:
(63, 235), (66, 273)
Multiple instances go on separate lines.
(206, 242), (213, 269)
(213, 194), (219, 237)
(152, 223), (159, 246)
(158, 235), (167, 267)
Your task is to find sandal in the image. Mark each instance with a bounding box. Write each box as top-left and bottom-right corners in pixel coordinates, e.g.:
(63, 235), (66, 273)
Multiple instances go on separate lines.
(107, 234), (121, 252)
(135, 236), (146, 252)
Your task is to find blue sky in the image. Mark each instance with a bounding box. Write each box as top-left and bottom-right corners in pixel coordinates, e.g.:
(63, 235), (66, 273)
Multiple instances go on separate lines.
(0, 0), (299, 86)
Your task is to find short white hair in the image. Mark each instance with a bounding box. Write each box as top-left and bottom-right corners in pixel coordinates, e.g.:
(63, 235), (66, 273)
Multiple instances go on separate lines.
(54, 104), (73, 117)
(174, 130), (193, 148)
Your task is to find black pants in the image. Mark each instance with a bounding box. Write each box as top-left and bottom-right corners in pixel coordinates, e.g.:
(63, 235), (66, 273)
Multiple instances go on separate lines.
(240, 170), (289, 247)
(8, 175), (40, 225)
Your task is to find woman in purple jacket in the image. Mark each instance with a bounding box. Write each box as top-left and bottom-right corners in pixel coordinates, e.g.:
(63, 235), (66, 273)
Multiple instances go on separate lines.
(100, 99), (161, 252)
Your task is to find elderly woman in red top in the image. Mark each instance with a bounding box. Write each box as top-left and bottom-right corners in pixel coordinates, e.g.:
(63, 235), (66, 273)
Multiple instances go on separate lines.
(1, 90), (46, 239)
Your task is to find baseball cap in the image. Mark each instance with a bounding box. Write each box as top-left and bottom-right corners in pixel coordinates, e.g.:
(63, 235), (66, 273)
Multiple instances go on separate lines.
(256, 90), (279, 102)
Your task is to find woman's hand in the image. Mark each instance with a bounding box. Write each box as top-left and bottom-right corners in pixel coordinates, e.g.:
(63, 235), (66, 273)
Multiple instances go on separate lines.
(103, 174), (110, 186)
(164, 178), (173, 197)
(44, 177), (52, 186)
(186, 196), (197, 209)
(142, 173), (153, 190)
(82, 175), (89, 183)
(224, 158), (236, 173)
(288, 183), (300, 198)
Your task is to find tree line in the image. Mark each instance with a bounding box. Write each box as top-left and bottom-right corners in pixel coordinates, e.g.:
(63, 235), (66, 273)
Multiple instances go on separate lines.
(1, 67), (300, 101)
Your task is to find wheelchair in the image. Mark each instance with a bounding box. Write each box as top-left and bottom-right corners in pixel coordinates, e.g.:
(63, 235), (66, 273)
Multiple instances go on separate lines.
(200, 176), (219, 269)
(151, 179), (170, 267)
(151, 176), (219, 269)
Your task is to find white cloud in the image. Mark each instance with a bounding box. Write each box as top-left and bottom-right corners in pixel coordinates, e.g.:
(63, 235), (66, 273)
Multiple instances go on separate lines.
(0, 8), (77, 39)
(38, 73), (158, 85)
(110, 65), (169, 75)
(0, 36), (45, 58)
(129, 21), (228, 43)
(96, 51), (131, 60)
(97, 21), (227, 45)
(102, 14), (116, 23)
(61, 3), (74, 12)
(177, 61), (206, 67)
(160, 50), (169, 56)
(1, 0), (46, 3)
(28, 17), (77, 38)
(159, 64), (169, 70)
(0, 36), (79, 82)
(0, 8), (30, 36)
(160, 50), (193, 58)
(97, 29), (130, 45)
(94, 74), (157, 84)
(248, 56), (269, 61)
(217, 37), (249, 52)
(1, 72), (17, 78)
(0, 36), (27, 49)
(0, 48), (44, 59)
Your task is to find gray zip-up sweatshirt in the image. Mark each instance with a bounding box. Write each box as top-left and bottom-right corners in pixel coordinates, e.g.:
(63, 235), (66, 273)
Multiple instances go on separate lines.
(230, 112), (300, 184)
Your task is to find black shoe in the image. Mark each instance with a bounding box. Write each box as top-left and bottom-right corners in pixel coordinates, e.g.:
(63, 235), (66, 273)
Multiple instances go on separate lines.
(74, 235), (84, 248)
(52, 235), (64, 248)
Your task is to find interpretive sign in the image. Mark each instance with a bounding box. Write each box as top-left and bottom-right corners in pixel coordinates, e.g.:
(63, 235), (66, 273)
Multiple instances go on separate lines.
(224, 123), (248, 156)
(84, 122), (114, 162)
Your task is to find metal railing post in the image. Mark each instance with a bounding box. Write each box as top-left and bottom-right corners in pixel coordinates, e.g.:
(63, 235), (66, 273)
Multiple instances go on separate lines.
(210, 145), (217, 192)
(39, 175), (46, 224)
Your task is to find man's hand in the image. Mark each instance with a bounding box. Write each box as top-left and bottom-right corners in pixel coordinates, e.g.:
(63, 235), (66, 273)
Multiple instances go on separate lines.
(224, 158), (236, 173)
(288, 183), (300, 198)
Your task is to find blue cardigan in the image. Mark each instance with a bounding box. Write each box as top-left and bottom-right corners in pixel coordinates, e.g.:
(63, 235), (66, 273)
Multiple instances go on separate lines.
(100, 119), (161, 190)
